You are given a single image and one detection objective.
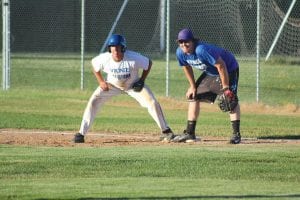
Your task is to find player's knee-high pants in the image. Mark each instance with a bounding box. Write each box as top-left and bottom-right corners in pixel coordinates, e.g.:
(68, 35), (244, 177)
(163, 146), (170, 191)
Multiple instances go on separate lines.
(79, 85), (169, 135)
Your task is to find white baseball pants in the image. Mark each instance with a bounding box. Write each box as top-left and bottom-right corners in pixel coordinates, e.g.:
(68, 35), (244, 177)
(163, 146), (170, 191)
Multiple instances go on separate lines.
(79, 85), (169, 135)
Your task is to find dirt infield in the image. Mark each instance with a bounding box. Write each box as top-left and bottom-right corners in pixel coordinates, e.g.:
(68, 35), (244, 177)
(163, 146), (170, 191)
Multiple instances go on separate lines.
(0, 129), (299, 147)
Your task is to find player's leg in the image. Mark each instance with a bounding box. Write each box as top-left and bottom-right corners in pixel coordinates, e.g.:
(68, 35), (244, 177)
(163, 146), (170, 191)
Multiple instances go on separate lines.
(172, 100), (200, 142)
(174, 73), (218, 142)
(74, 86), (121, 143)
(127, 85), (175, 141)
(229, 104), (241, 144)
(228, 68), (241, 144)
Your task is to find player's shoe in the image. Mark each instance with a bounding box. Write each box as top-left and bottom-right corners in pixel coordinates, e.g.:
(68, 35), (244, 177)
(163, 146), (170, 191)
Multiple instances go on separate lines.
(74, 133), (85, 143)
(230, 132), (241, 144)
(160, 128), (176, 142)
(172, 130), (197, 143)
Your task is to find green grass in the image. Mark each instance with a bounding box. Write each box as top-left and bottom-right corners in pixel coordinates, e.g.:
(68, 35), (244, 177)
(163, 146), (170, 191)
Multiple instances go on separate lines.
(0, 145), (299, 199)
(0, 56), (300, 199)
(0, 56), (299, 137)
(0, 89), (299, 138)
(1, 56), (299, 105)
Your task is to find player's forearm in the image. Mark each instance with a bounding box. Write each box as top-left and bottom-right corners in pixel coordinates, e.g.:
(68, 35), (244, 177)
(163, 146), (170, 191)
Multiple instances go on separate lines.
(215, 58), (229, 89)
(140, 60), (152, 81)
(218, 67), (229, 89)
(93, 69), (106, 85)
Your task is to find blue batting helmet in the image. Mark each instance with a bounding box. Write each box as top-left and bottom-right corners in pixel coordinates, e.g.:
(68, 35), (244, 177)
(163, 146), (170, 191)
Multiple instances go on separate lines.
(107, 34), (127, 52)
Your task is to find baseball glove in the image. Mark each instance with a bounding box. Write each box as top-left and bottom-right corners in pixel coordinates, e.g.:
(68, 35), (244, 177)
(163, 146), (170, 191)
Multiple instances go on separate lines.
(217, 89), (238, 112)
(132, 79), (144, 92)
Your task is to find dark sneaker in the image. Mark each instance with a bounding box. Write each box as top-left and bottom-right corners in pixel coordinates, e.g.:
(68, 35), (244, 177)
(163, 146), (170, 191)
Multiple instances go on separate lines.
(74, 133), (84, 143)
(160, 128), (176, 142)
(172, 130), (196, 143)
(230, 132), (241, 144)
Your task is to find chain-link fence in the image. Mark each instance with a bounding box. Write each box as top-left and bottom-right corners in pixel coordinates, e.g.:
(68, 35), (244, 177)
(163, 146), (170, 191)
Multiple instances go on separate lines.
(1, 0), (300, 105)
(7, 0), (163, 54)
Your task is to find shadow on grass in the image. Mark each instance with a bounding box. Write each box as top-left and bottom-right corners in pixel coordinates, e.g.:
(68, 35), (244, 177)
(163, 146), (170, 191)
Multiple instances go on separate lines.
(36, 194), (300, 199)
(258, 135), (300, 140)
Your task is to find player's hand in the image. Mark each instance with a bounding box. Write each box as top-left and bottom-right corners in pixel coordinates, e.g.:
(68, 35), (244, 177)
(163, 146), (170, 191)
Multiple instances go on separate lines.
(223, 88), (234, 99)
(186, 86), (196, 100)
(100, 81), (109, 91)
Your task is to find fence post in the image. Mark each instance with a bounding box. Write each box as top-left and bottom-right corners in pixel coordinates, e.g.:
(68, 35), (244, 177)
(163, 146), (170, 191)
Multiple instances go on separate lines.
(2, 0), (10, 90)
(265, 0), (297, 61)
(256, 0), (260, 102)
(81, 0), (85, 90)
(165, 0), (170, 97)
(160, 0), (165, 53)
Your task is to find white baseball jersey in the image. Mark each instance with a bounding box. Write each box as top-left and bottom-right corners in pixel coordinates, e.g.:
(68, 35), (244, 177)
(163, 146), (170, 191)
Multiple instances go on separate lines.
(91, 50), (149, 90)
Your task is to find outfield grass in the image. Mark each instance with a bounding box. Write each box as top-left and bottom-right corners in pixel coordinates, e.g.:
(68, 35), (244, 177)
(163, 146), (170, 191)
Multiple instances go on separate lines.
(0, 56), (299, 199)
(0, 145), (299, 199)
(0, 89), (299, 138)
(3, 56), (300, 105)
(0, 57), (299, 137)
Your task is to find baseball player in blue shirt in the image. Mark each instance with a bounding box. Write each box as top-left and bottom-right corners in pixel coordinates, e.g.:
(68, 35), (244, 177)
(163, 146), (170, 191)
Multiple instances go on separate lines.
(173, 28), (241, 144)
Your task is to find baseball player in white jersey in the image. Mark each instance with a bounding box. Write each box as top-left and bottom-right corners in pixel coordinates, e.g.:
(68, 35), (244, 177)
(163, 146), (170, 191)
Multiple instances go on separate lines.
(74, 34), (175, 143)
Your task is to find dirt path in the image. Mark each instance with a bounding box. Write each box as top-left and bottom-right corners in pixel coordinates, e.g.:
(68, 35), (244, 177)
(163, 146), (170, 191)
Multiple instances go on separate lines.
(1, 129), (299, 148)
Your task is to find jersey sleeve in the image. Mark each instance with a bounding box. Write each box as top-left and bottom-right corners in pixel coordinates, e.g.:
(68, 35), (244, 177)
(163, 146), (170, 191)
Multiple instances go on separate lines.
(91, 54), (104, 72)
(176, 47), (188, 67)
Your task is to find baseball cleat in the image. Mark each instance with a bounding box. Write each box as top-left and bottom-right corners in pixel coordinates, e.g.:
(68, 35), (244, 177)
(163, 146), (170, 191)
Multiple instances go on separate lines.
(230, 132), (241, 144)
(74, 133), (85, 143)
(172, 132), (197, 143)
(160, 128), (176, 142)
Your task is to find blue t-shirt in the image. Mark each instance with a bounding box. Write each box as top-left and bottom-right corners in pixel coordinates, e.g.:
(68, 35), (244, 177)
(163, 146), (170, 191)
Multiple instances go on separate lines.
(176, 42), (238, 76)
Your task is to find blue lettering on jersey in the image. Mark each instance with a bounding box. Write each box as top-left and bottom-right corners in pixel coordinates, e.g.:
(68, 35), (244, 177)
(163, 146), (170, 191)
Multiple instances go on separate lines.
(110, 67), (131, 80)
(111, 68), (130, 73)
